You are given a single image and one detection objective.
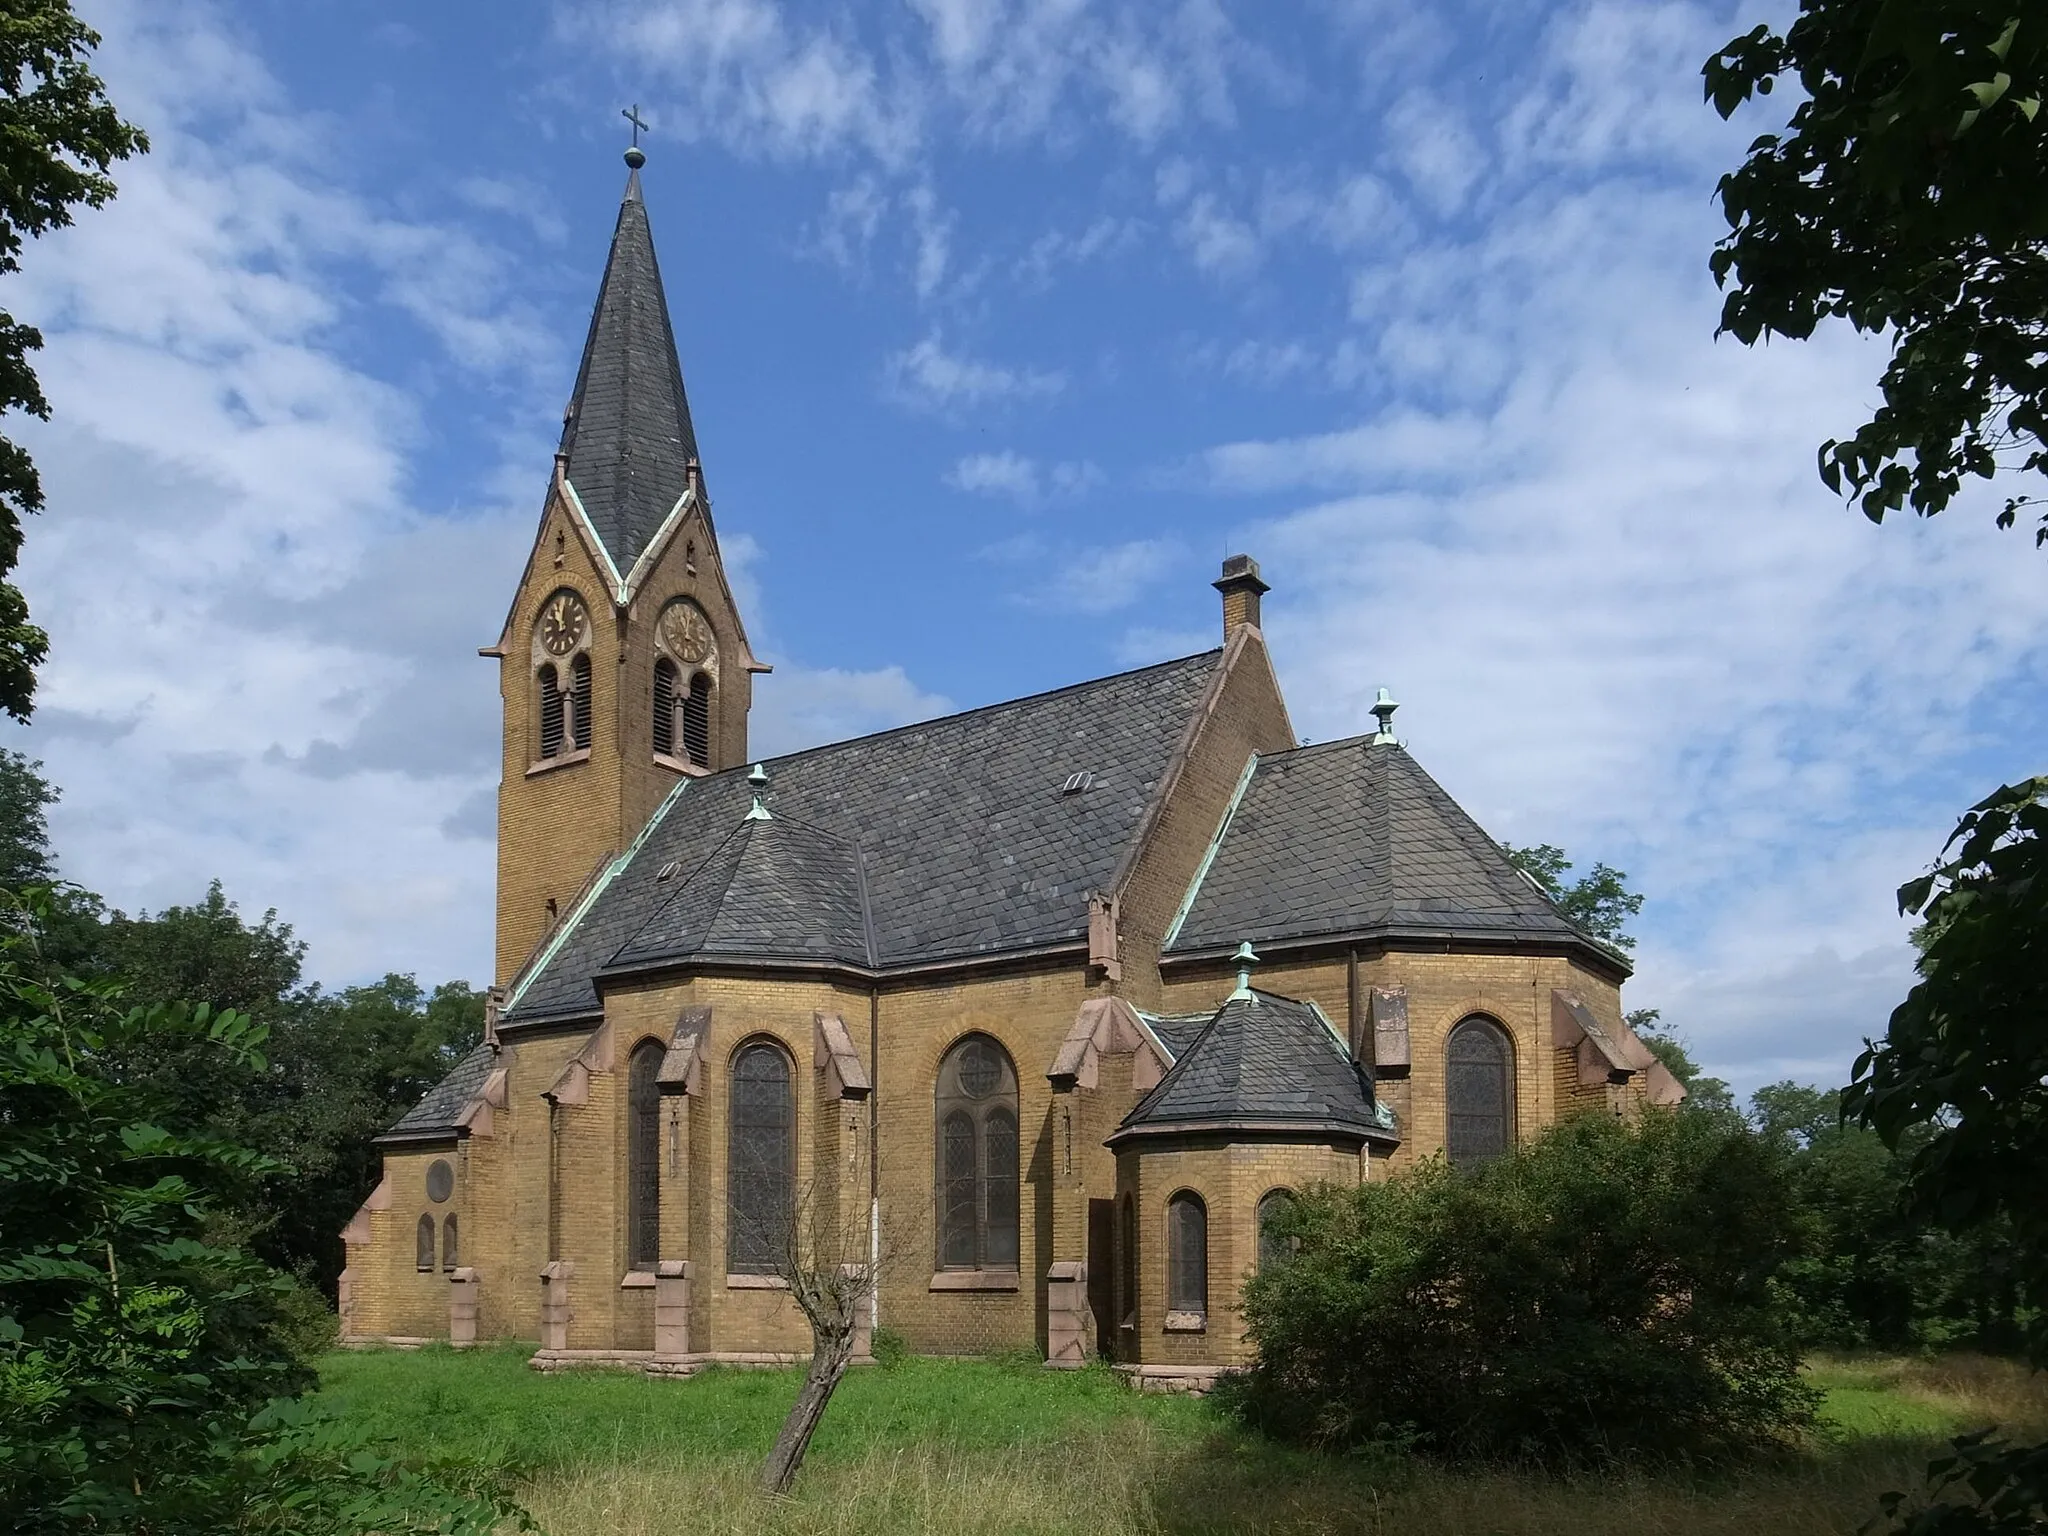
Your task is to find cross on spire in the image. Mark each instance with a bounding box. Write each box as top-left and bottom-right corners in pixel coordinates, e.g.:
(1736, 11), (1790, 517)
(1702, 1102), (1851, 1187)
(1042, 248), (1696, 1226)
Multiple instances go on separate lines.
(622, 103), (648, 147)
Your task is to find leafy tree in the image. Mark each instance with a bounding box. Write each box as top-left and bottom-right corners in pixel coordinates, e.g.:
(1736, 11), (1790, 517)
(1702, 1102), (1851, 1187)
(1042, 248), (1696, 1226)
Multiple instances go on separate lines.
(1223, 1110), (1818, 1467)
(1846, 777), (2048, 1531)
(0, 746), (53, 886)
(0, 888), (520, 1532)
(1501, 842), (1646, 950)
(0, 4), (148, 718)
(1706, 3), (2048, 541)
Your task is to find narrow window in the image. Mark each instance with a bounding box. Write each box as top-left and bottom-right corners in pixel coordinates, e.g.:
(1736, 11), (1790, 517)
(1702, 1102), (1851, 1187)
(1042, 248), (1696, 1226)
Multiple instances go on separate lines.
(569, 653), (593, 751)
(1446, 1016), (1513, 1166)
(415, 1213), (436, 1273)
(1256, 1189), (1297, 1273)
(652, 656), (679, 759)
(932, 1034), (1020, 1271)
(1118, 1193), (1137, 1325)
(1166, 1192), (1207, 1315)
(441, 1213), (459, 1271)
(538, 664), (564, 758)
(682, 673), (711, 768)
(727, 1041), (793, 1275)
(628, 1040), (663, 1267)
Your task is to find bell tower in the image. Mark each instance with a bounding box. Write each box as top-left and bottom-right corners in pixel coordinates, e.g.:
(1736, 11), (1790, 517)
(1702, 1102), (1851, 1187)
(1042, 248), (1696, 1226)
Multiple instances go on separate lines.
(486, 139), (765, 987)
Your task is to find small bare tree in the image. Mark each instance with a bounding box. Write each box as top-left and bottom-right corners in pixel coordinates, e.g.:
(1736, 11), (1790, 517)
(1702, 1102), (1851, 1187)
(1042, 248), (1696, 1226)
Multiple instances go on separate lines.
(751, 1138), (912, 1496)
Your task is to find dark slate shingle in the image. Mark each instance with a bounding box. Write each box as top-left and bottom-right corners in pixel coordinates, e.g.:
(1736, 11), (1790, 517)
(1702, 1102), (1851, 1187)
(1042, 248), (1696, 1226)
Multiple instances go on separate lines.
(1115, 989), (1394, 1141)
(558, 170), (699, 573)
(381, 1041), (496, 1140)
(503, 649), (1224, 1022)
(1165, 737), (1604, 961)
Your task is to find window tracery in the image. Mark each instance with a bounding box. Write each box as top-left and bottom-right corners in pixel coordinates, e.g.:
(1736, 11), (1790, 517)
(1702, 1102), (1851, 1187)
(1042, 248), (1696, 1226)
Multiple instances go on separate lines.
(727, 1040), (793, 1275)
(1446, 1016), (1513, 1166)
(933, 1034), (1020, 1271)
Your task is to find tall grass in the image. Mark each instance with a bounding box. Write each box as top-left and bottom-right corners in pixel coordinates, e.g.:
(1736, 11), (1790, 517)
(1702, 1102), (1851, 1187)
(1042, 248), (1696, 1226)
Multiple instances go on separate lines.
(315, 1348), (2046, 1536)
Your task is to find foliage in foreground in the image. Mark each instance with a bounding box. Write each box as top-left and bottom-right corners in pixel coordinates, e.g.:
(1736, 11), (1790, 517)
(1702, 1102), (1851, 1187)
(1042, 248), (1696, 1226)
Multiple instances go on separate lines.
(0, 888), (521, 1533)
(1224, 1109), (1819, 1466)
(1705, 2), (2048, 543)
(1848, 776), (2048, 1532)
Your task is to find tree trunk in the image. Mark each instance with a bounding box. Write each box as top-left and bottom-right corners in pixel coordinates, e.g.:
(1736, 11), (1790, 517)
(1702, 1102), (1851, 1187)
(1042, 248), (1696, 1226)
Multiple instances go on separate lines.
(759, 1334), (852, 1495)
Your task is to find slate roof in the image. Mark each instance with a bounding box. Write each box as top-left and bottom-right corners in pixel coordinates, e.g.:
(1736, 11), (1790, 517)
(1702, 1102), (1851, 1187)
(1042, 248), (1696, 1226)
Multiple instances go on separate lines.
(1136, 1010), (1214, 1062)
(609, 813), (873, 970)
(1113, 988), (1396, 1144)
(501, 650), (1225, 1022)
(381, 1040), (496, 1142)
(558, 167), (700, 573)
(1165, 736), (1621, 969)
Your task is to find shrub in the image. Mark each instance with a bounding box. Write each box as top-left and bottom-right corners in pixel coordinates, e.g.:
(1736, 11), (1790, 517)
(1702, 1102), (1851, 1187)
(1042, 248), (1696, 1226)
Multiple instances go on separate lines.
(1222, 1109), (1819, 1466)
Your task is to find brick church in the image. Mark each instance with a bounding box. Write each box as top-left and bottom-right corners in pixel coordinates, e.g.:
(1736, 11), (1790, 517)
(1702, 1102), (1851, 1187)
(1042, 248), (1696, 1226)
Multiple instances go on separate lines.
(339, 148), (1682, 1385)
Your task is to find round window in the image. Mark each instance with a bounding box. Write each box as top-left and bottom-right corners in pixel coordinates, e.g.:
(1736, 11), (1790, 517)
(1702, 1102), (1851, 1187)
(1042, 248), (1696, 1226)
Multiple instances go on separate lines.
(426, 1159), (455, 1203)
(958, 1039), (1001, 1098)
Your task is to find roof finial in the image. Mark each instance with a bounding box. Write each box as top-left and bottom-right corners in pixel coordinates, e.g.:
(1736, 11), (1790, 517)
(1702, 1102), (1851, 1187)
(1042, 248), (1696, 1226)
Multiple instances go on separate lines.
(745, 763), (772, 820)
(1370, 687), (1400, 745)
(622, 103), (649, 169)
(1228, 940), (1259, 1001)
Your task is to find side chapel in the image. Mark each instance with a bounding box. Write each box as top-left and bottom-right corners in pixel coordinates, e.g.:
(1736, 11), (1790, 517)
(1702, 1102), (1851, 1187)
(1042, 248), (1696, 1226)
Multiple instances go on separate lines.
(340, 147), (1685, 1387)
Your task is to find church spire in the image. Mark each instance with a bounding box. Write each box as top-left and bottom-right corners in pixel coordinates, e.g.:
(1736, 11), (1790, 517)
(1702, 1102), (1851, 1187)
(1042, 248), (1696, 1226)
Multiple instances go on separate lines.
(557, 136), (700, 571)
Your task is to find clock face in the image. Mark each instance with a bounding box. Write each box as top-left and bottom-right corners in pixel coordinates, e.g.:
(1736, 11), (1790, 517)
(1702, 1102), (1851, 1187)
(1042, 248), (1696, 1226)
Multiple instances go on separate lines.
(539, 592), (588, 656)
(660, 601), (715, 665)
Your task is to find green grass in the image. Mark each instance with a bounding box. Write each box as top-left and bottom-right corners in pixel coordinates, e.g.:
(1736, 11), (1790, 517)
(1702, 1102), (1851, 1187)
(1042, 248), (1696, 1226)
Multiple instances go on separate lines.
(314, 1347), (2048, 1535)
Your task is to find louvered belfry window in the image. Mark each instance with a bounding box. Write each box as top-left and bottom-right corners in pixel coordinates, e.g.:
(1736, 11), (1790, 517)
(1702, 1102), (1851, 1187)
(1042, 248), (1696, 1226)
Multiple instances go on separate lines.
(1446, 1016), (1513, 1166)
(569, 653), (593, 751)
(727, 1041), (793, 1275)
(538, 665), (565, 758)
(652, 657), (680, 758)
(1166, 1192), (1207, 1314)
(682, 673), (711, 768)
(628, 1040), (663, 1267)
(934, 1034), (1020, 1270)
(415, 1213), (436, 1273)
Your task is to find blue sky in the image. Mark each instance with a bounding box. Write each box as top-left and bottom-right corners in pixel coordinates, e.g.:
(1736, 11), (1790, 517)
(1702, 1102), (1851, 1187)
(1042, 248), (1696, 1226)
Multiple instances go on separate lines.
(8, 0), (2043, 1098)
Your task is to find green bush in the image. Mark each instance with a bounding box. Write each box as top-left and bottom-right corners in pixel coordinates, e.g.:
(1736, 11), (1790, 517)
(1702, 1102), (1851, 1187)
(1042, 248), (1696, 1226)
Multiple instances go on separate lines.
(1221, 1109), (1820, 1467)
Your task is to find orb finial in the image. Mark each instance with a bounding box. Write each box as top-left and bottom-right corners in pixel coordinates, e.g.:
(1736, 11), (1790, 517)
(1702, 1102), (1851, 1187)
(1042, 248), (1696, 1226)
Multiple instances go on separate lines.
(622, 103), (649, 169)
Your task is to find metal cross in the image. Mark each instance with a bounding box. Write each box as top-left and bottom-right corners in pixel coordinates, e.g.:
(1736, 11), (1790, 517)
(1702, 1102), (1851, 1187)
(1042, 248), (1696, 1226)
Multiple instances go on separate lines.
(622, 104), (649, 148)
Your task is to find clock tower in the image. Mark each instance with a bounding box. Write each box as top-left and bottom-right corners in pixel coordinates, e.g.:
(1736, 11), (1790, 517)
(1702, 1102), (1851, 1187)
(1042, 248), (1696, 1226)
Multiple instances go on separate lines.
(485, 145), (764, 988)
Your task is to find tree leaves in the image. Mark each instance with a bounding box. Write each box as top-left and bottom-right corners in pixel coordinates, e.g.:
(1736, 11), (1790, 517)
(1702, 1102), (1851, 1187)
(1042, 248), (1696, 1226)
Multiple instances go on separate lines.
(1706, 2), (2048, 543)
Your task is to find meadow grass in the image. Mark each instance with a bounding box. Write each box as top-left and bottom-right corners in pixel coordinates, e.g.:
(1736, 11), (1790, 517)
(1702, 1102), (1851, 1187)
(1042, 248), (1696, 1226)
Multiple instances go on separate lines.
(315, 1347), (2047, 1535)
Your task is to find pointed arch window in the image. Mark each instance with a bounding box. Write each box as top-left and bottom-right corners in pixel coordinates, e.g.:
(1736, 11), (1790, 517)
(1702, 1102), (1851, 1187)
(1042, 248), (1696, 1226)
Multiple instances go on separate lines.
(934, 1034), (1020, 1271)
(415, 1213), (436, 1273)
(1256, 1189), (1297, 1273)
(727, 1040), (793, 1276)
(1118, 1191), (1137, 1326)
(653, 657), (681, 759)
(441, 1213), (460, 1271)
(538, 665), (565, 758)
(628, 1040), (663, 1268)
(681, 673), (711, 769)
(1446, 1016), (1513, 1166)
(568, 652), (593, 751)
(1166, 1192), (1207, 1317)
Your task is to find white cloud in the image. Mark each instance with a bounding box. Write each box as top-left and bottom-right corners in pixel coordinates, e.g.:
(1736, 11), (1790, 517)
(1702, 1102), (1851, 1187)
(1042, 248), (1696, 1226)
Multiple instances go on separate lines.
(1019, 538), (1182, 615)
(883, 334), (1065, 413)
(748, 664), (954, 757)
(947, 451), (1101, 506)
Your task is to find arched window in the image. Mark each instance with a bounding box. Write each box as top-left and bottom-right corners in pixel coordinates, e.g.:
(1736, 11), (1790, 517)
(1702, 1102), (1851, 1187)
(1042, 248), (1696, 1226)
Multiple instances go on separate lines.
(1118, 1192), (1137, 1325)
(652, 656), (680, 759)
(681, 673), (712, 768)
(537, 664), (565, 758)
(415, 1213), (436, 1273)
(628, 1040), (663, 1268)
(1256, 1189), (1297, 1273)
(1166, 1192), (1207, 1316)
(727, 1041), (793, 1275)
(441, 1213), (459, 1271)
(1446, 1016), (1513, 1166)
(569, 652), (593, 751)
(933, 1034), (1020, 1271)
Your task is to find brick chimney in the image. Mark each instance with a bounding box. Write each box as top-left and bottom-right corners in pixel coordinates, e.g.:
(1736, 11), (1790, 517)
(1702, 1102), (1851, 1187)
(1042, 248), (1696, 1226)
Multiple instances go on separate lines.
(1213, 554), (1270, 639)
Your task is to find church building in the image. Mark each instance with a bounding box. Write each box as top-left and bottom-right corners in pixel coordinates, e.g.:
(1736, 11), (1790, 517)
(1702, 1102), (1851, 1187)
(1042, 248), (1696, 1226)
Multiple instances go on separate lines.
(339, 147), (1683, 1387)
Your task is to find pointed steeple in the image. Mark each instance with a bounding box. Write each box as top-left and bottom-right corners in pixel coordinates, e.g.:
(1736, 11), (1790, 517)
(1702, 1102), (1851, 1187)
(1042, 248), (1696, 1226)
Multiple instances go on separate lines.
(558, 147), (701, 571)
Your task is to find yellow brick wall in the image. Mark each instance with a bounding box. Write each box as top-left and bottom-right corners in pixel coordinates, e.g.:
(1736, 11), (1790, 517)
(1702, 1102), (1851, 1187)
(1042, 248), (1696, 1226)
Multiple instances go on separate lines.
(346, 1146), (460, 1341)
